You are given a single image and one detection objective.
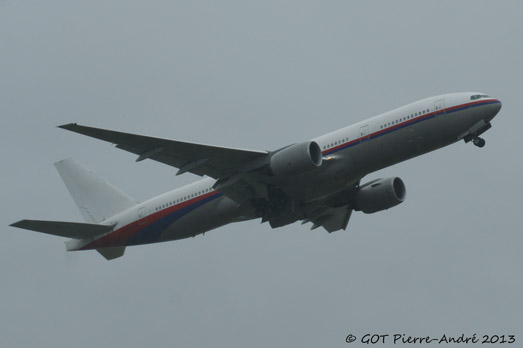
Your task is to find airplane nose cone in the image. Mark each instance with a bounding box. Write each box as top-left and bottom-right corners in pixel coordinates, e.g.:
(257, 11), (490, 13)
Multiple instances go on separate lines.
(492, 99), (502, 115)
(495, 99), (502, 112)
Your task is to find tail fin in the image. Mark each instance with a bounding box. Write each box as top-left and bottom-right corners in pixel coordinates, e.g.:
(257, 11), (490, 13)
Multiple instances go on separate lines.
(55, 158), (137, 223)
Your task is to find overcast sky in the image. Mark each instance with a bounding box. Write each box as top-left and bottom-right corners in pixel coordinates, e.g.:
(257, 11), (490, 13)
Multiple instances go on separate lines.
(1, 1), (522, 347)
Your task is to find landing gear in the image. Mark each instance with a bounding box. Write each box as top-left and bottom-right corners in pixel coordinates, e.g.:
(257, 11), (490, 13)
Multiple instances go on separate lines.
(461, 120), (491, 148)
(473, 137), (486, 148)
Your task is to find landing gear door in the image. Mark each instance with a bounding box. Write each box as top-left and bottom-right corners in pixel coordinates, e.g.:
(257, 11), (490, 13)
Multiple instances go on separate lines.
(434, 99), (445, 116)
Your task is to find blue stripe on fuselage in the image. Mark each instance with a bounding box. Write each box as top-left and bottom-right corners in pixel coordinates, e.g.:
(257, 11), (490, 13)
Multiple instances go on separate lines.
(322, 99), (499, 156)
(125, 193), (223, 246)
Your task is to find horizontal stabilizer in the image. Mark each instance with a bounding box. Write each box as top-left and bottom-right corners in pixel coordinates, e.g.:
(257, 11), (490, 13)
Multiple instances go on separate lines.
(10, 219), (113, 239)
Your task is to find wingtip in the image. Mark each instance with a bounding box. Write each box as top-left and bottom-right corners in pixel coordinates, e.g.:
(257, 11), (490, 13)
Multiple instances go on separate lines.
(57, 123), (78, 130)
(9, 220), (25, 228)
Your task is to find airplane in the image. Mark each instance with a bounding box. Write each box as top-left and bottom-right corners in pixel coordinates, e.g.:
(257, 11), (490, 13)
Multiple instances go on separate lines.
(10, 92), (502, 260)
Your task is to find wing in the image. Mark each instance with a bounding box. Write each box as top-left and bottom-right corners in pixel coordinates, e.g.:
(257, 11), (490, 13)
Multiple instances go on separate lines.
(59, 123), (268, 179)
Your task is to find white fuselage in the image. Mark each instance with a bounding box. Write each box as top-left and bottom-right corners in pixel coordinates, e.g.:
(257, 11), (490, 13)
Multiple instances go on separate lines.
(66, 92), (501, 251)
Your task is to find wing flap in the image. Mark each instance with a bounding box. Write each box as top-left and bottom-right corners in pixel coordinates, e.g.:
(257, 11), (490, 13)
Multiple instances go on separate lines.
(306, 205), (353, 233)
(10, 220), (112, 239)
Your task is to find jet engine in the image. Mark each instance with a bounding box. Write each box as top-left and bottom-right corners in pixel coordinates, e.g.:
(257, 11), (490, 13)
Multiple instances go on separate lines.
(269, 141), (323, 177)
(354, 177), (406, 214)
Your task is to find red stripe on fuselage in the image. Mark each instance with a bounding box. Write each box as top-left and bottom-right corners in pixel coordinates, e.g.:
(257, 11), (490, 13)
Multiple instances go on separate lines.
(321, 98), (498, 155)
(80, 190), (221, 250)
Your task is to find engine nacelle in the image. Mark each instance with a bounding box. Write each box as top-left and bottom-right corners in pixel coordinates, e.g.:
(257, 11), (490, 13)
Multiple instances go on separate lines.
(354, 177), (406, 214)
(269, 141), (323, 177)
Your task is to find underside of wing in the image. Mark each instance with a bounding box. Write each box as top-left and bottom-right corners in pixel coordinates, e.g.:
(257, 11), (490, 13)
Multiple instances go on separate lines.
(59, 123), (268, 179)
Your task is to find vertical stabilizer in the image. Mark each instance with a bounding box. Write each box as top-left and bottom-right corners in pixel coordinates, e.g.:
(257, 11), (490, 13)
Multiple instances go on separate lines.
(55, 158), (137, 223)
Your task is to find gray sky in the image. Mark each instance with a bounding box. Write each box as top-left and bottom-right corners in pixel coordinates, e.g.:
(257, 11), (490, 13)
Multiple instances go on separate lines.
(1, 1), (522, 347)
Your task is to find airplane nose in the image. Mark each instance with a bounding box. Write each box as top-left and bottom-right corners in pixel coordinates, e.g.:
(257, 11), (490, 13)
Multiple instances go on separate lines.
(493, 99), (502, 114)
(496, 99), (502, 110)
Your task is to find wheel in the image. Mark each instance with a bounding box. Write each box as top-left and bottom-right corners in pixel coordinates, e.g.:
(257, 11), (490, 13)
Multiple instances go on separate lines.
(473, 137), (486, 148)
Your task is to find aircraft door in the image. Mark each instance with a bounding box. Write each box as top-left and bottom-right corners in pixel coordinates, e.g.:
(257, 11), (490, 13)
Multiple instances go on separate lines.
(138, 206), (147, 225)
(434, 99), (445, 116)
(359, 125), (370, 142)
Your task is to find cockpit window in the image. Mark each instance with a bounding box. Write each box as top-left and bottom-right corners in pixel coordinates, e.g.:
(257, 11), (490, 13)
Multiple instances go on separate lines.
(470, 94), (490, 100)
